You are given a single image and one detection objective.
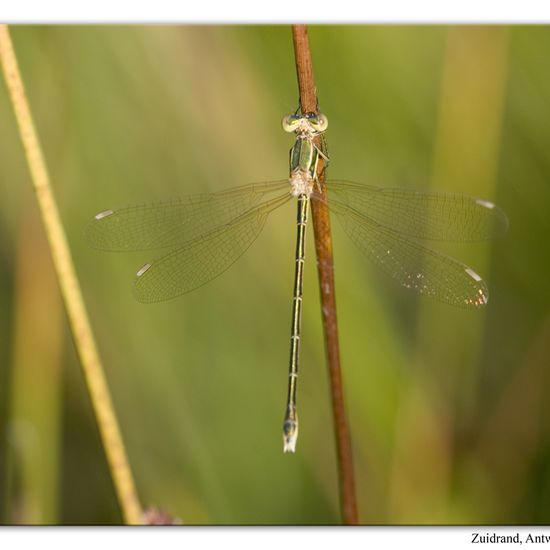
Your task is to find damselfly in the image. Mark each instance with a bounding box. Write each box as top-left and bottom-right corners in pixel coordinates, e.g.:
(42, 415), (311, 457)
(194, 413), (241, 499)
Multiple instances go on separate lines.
(87, 111), (508, 453)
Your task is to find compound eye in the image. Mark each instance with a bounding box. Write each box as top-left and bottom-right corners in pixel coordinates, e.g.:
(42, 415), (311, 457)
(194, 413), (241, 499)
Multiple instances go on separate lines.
(282, 114), (300, 133)
(313, 113), (328, 132)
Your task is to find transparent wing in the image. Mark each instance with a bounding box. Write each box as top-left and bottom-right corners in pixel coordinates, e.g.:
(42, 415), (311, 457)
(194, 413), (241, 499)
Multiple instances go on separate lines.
(86, 180), (289, 251)
(133, 193), (291, 303)
(325, 180), (508, 241)
(328, 198), (490, 308)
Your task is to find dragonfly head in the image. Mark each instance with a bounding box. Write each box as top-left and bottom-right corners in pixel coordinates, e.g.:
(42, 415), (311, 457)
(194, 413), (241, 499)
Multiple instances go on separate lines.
(282, 112), (328, 137)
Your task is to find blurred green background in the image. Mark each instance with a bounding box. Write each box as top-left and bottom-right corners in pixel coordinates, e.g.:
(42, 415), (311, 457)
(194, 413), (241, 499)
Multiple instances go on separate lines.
(0, 25), (549, 525)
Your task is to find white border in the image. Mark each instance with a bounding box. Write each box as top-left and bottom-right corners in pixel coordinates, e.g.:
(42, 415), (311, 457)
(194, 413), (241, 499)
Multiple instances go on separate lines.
(1, 526), (550, 550)
(1, 0), (550, 23)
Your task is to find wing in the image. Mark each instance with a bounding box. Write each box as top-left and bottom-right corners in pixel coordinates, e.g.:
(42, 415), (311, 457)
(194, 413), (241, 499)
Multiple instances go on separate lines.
(133, 193), (291, 303)
(324, 180), (508, 242)
(329, 199), (490, 308)
(86, 180), (289, 251)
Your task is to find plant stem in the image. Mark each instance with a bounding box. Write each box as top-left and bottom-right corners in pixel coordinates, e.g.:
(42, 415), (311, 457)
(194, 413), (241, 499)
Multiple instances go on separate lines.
(291, 25), (359, 525)
(0, 25), (143, 525)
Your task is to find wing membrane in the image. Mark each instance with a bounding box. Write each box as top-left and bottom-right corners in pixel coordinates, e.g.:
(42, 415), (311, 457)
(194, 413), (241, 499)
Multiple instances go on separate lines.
(329, 199), (490, 308)
(86, 180), (289, 251)
(133, 193), (291, 302)
(325, 180), (508, 242)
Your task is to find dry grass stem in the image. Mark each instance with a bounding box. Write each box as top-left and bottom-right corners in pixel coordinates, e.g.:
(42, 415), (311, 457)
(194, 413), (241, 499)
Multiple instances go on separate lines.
(0, 25), (142, 525)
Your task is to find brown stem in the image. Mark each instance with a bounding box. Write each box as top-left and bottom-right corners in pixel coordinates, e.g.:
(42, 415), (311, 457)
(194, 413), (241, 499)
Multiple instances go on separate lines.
(291, 25), (359, 525)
